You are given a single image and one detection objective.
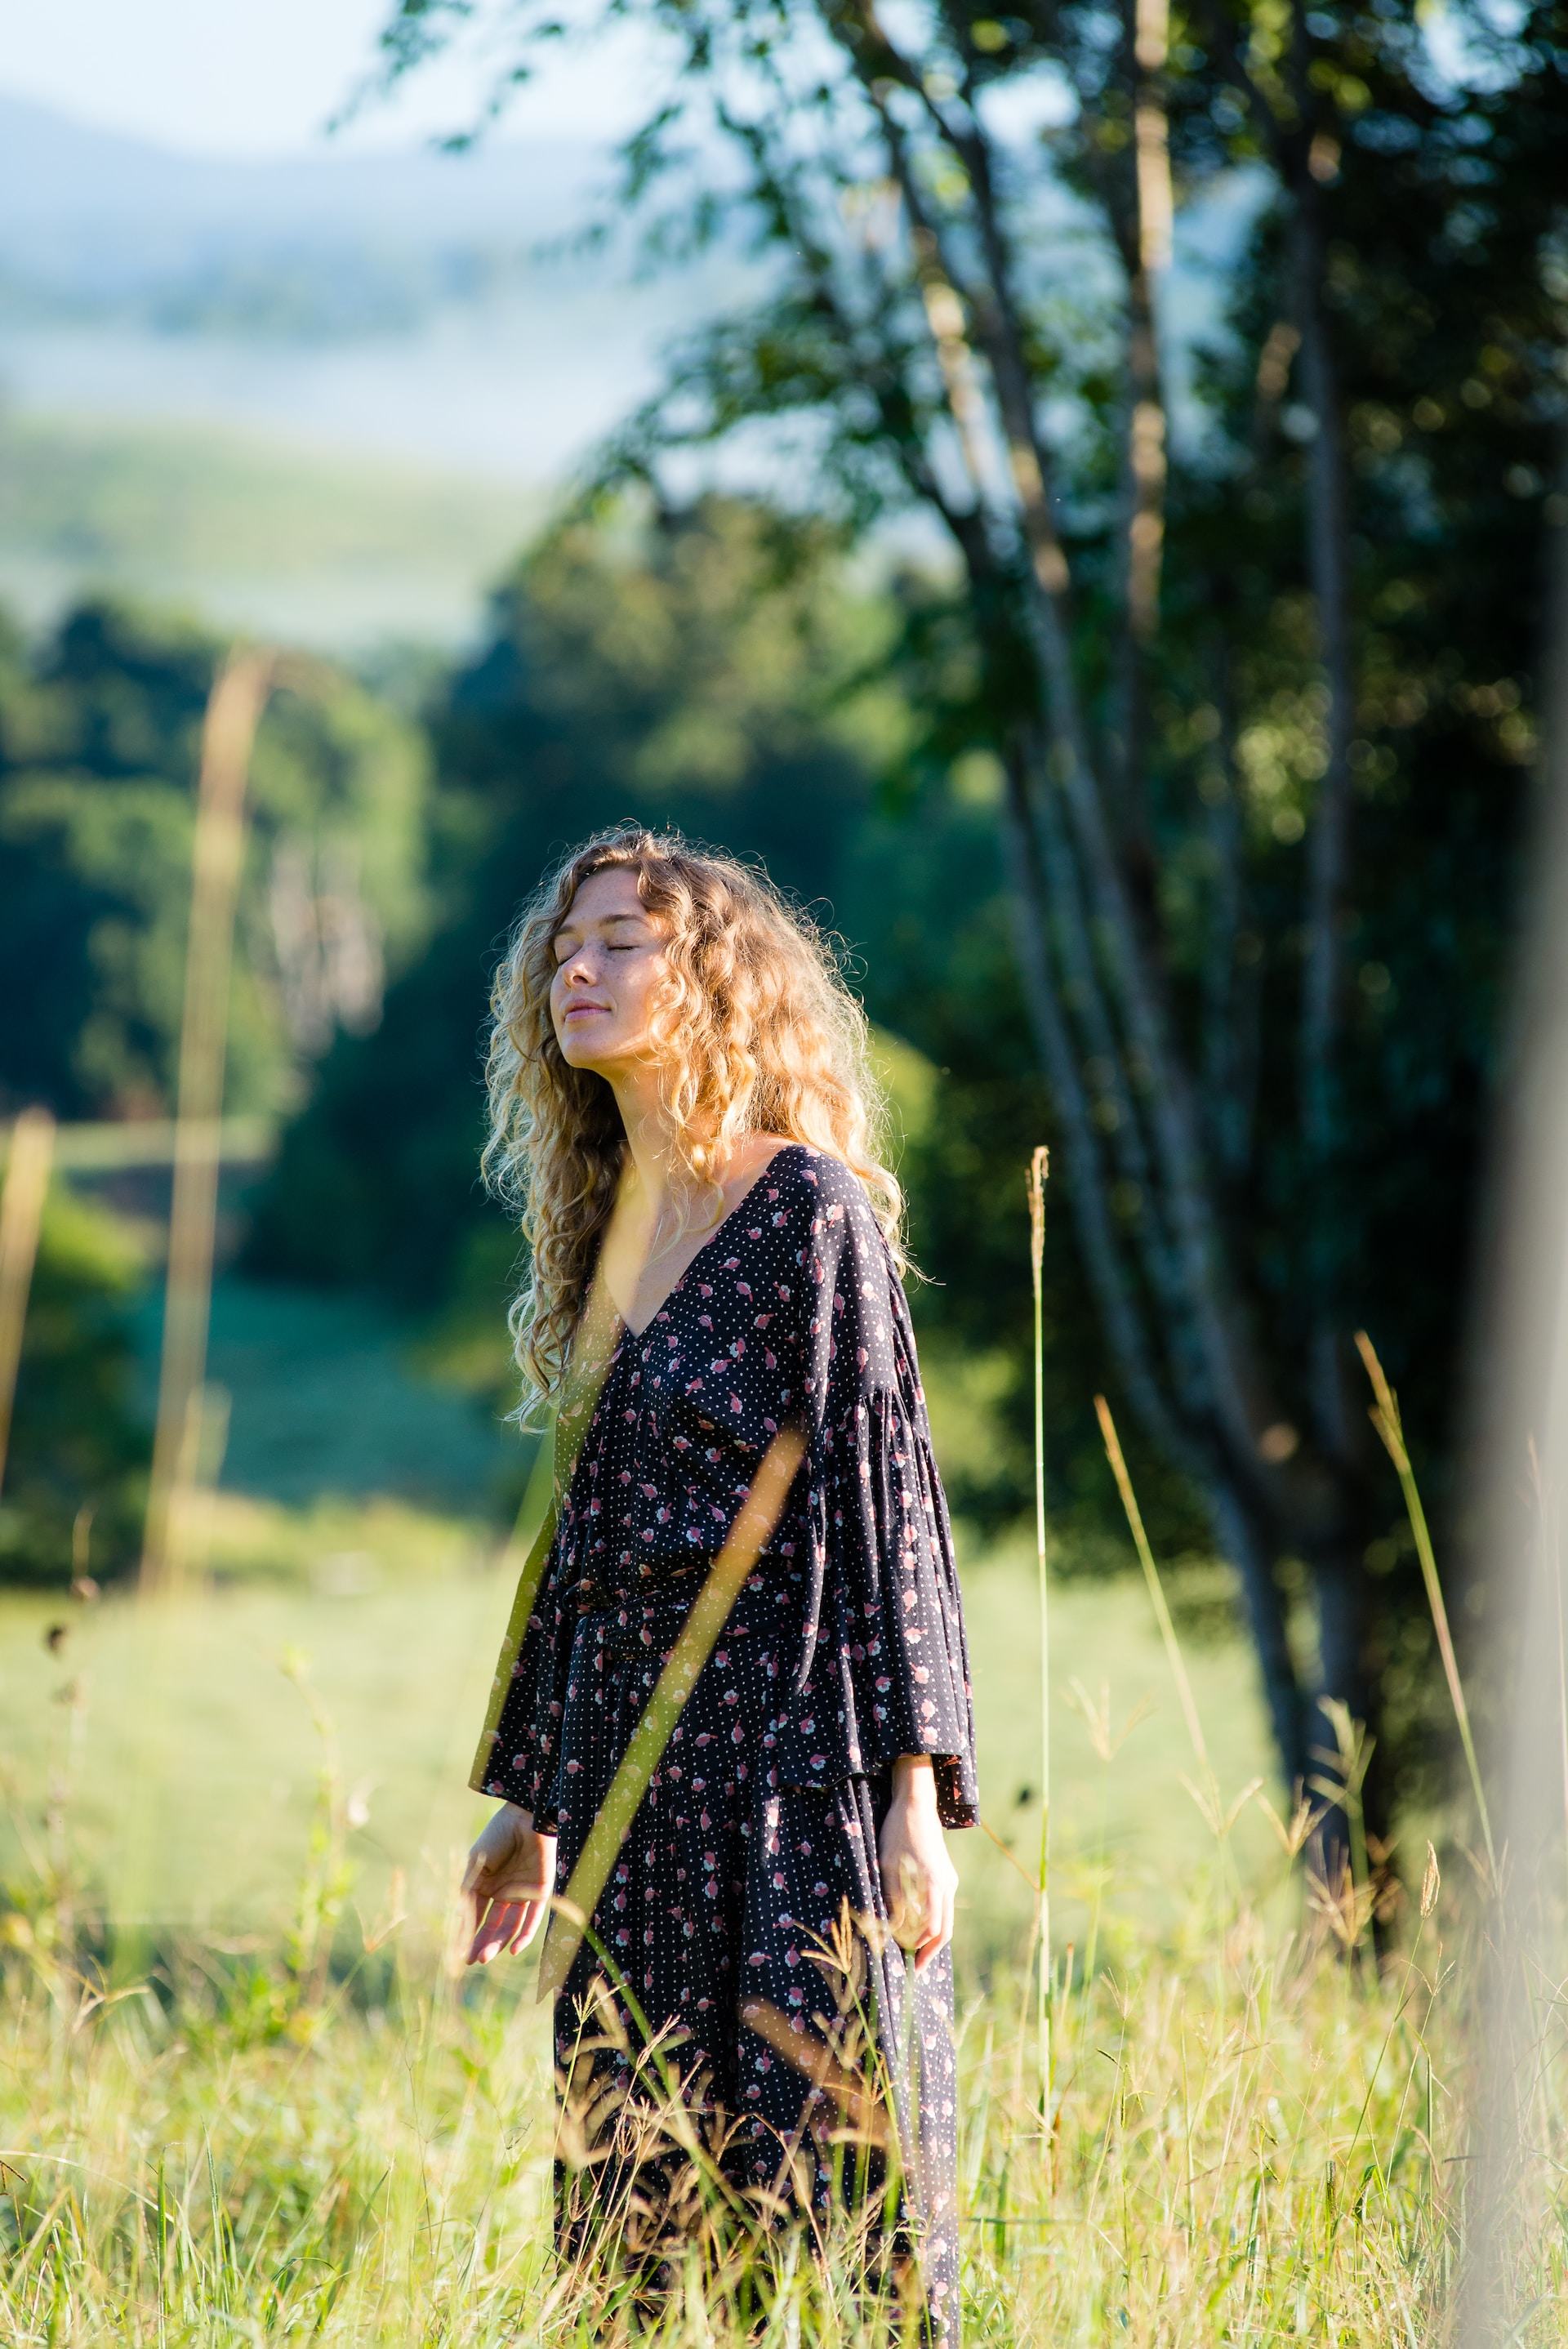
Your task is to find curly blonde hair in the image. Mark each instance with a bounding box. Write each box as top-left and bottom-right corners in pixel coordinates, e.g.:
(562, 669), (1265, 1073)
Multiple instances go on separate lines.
(483, 823), (906, 1420)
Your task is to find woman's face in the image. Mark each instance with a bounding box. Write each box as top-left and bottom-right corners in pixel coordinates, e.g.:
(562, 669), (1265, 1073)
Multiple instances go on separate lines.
(549, 866), (671, 1073)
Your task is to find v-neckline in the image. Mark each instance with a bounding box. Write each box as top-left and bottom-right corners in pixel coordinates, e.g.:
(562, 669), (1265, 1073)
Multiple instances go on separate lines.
(608, 1142), (803, 1344)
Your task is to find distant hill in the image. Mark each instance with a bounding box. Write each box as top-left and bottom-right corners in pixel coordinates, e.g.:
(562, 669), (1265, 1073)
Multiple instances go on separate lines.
(0, 94), (615, 332)
(0, 99), (756, 633)
(0, 409), (542, 649)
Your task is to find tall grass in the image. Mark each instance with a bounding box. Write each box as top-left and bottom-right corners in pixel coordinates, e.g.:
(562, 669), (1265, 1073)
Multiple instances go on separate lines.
(7, 1117), (1567, 2339)
(6, 1662), (1563, 2346)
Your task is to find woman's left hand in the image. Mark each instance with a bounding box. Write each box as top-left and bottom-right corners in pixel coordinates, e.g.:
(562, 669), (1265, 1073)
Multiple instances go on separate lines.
(878, 1754), (959, 1972)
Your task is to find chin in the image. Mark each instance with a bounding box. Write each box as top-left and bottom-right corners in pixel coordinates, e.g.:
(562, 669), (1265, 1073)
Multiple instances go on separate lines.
(558, 1030), (617, 1070)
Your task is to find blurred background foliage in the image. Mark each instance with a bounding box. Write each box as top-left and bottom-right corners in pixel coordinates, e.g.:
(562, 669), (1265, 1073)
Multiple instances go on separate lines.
(0, 1189), (147, 1585)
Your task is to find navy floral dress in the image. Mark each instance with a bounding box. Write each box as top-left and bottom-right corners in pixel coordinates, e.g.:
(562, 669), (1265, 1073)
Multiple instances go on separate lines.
(471, 1143), (978, 2338)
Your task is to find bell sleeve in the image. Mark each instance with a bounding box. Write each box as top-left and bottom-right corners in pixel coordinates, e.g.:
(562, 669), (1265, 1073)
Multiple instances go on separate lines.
(469, 1510), (574, 1831)
(800, 1155), (979, 1830)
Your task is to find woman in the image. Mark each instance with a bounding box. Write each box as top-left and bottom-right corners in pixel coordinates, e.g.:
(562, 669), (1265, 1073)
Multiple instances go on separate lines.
(459, 825), (978, 2337)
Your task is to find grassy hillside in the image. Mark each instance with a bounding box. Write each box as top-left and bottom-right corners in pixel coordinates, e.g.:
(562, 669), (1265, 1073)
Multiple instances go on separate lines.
(0, 410), (541, 647)
(0, 1505), (1278, 1965)
(0, 1509), (1512, 2345)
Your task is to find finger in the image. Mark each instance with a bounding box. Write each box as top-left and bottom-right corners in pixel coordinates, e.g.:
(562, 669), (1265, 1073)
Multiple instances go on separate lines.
(896, 1853), (926, 1947)
(465, 1898), (497, 1964)
(484, 1870), (549, 1906)
(506, 1899), (545, 1955)
(918, 1884), (954, 1972)
(912, 1883), (942, 1971)
(919, 1867), (953, 1970)
(468, 1898), (522, 1966)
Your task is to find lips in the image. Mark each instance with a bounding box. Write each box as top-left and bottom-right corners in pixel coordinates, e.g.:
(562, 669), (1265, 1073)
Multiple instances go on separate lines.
(564, 1003), (610, 1019)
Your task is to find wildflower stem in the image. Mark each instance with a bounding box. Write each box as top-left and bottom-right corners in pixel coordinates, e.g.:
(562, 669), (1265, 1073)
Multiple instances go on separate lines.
(1353, 1330), (1497, 1882)
(1027, 1147), (1052, 2124)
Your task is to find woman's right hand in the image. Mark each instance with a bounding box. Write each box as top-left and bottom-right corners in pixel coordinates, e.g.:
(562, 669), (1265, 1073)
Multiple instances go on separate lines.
(461, 1803), (558, 1965)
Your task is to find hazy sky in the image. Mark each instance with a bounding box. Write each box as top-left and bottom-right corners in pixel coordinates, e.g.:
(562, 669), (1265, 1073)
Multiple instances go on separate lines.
(0, 0), (649, 155)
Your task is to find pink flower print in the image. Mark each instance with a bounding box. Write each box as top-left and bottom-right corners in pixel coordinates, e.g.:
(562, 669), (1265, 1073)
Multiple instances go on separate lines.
(826, 1201), (844, 1224)
(736, 1281), (753, 1299)
(912, 1663), (930, 1683)
(772, 1870), (786, 1890)
(730, 1393), (743, 1413)
(748, 1952), (768, 1968)
(729, 1337), (746, 1357)
(772, 1209), (788, 1226)
(763, 1415), (777, 1433)
(858, 1346), (869, 1369)
(639, 1481), (658, 1500)
(754, 1311), (772, 1328)
(784, 1945), (800, 1968)
(699, 1282), (713, 1299)
(723, 1256), (742, 1271)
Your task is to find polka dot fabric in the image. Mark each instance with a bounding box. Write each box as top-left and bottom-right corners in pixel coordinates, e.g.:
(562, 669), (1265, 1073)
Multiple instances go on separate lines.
(473, 1143), (978, 2337)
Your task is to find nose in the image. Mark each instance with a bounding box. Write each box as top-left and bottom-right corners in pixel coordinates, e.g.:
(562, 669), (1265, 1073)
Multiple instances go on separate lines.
(557, 942), (600, 986)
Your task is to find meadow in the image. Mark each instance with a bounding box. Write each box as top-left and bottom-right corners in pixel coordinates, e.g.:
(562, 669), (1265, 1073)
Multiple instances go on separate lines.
(3, 1482), (1552, 2344)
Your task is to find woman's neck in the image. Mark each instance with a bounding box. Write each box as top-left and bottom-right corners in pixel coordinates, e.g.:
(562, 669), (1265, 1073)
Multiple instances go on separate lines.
(608, 1070), (700, 1228)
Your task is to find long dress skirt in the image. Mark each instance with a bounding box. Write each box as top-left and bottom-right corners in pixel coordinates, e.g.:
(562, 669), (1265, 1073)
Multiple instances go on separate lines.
(548, 1585), (960, 2344)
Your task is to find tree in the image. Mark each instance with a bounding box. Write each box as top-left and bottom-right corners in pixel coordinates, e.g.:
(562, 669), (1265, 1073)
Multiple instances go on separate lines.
(0, 595), (432, 1122)
(368, 0), (1567, 1870)
(0, 1190), (150, 1586)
